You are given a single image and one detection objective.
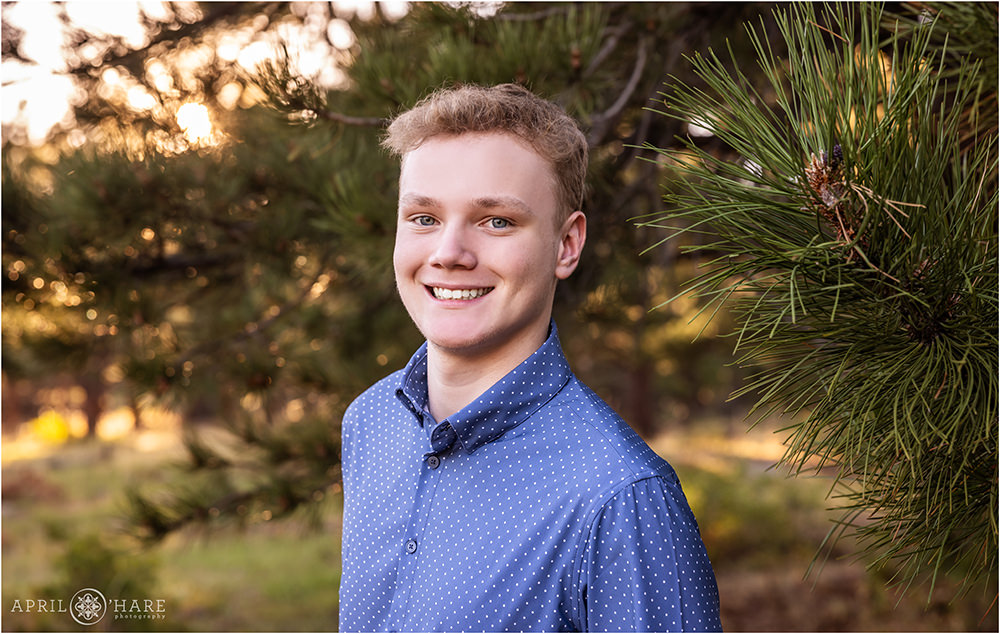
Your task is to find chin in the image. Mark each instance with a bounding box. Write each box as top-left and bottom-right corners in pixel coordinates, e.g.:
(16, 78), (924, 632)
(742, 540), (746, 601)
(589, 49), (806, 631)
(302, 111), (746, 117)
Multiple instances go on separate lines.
(424, 328), (493, 354)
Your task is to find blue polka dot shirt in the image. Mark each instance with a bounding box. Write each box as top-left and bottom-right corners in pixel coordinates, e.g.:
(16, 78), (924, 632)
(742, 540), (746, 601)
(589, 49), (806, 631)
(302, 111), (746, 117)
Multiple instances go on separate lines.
(340, 322), (722, 632)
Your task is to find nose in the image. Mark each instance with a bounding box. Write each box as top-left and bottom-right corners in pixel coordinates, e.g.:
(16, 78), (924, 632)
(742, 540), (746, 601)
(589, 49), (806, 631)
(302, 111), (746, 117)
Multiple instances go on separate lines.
(428, 224), (477, 269)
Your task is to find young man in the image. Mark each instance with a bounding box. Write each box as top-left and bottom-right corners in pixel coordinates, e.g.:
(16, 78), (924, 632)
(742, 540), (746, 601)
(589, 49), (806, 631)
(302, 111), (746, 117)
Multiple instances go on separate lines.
(339, 84), (721, 632)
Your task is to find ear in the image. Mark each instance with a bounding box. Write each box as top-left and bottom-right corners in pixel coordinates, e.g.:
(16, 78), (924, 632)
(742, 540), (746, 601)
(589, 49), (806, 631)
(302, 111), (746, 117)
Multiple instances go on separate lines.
(555, 211), (586, 280)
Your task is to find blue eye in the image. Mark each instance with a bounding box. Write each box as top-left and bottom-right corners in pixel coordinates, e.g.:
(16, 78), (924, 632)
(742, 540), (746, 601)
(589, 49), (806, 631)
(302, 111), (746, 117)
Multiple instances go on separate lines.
(415, 215), (436, 226)
(489, 217), (510, 229)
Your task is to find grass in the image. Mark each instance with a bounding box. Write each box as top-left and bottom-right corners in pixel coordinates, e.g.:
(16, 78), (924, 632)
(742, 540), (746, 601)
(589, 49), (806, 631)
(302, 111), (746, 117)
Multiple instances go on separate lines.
(2, 417), (996, 632)
(651, 418), (998, 632)
(157, 527), (340, 631)
(2, 426), (341, 632)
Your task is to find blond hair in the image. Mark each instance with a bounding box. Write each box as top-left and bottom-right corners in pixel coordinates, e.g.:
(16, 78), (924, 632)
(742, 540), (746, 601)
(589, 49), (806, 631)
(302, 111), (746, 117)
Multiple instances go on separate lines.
(382, 83), (588, 217)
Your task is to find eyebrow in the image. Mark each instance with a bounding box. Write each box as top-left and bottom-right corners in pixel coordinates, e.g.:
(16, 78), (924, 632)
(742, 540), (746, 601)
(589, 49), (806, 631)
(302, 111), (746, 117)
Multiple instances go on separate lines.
(472, 195), (535, 217)
(398, 193), (438, 209)
(398, 193), (535, 217)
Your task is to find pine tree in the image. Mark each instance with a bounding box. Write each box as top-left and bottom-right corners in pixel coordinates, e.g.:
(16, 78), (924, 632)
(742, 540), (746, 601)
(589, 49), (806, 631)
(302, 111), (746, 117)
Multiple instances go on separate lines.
(641, 2), (997, 597)
(4, 1), (781, 540)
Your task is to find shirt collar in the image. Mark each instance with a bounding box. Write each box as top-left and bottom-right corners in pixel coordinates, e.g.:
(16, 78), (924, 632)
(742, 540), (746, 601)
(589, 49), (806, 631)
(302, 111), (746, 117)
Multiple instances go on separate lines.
(395, 321), (572, 454)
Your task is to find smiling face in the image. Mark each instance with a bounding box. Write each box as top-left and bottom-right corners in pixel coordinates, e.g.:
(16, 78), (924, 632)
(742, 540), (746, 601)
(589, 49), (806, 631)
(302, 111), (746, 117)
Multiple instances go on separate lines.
(393, 132), (585, 367)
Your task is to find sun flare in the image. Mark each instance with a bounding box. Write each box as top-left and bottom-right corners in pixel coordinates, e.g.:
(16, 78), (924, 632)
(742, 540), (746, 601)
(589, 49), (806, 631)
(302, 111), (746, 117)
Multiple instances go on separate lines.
(176, 102), (213, 144)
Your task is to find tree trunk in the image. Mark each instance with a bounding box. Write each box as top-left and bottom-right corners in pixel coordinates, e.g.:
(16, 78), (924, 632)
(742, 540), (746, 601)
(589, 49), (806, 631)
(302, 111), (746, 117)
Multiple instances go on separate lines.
(80, 373), (105, 438)
(627, 358), (656, 438)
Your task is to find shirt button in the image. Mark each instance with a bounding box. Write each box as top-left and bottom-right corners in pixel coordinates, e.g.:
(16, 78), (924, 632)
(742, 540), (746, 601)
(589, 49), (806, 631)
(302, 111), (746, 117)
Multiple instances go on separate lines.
(405, 539), (417, 554)
(426, 455), (440, 469)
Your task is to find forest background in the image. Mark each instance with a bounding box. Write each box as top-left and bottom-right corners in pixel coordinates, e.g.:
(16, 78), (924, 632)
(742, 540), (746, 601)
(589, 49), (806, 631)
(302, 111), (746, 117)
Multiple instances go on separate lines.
(2, 1), (997, 631)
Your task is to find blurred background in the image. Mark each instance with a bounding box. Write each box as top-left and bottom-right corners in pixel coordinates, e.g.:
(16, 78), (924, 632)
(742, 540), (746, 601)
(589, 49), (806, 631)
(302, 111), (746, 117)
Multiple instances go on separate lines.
(1, 2), (996, 631)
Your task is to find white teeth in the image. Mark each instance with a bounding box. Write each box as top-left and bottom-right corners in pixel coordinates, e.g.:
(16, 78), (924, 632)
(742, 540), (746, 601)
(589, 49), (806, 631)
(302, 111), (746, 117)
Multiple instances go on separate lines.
(432, 287), (492, 300)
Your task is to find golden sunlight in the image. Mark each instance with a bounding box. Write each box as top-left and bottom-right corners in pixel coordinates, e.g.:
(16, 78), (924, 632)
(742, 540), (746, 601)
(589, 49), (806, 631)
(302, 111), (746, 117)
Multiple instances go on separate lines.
(176, 102), (213, 144)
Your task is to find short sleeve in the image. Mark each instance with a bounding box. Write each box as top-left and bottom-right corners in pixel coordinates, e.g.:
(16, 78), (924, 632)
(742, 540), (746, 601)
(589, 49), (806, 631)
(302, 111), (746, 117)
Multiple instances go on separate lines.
(578, 476), (722, 632)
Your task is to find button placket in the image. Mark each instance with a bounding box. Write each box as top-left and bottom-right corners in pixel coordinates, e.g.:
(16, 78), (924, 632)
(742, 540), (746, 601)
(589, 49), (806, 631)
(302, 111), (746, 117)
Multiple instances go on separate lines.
(384, 439), (444, 631)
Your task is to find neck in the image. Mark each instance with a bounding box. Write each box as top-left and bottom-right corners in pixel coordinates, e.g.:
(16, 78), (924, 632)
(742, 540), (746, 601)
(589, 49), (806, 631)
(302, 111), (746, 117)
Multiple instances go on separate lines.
(425, 327), (548, 423)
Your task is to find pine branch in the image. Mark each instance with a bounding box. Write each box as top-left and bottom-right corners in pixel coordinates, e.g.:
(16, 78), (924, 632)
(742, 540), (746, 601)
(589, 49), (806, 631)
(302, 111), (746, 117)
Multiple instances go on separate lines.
(66, 3), (287, 79)
(587, 34), (650, 147)
(167, 257), (331, 376)
(644, 1), (998, 599)
(313, 109), (387, 127)
(125, 414), (343, 542)
(497, 5), (572, 22)
(582, 19), (634, 79)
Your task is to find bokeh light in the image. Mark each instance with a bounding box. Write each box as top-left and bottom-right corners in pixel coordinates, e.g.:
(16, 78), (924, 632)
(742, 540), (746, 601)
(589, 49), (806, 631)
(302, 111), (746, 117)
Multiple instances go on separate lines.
(176, 102), (213, 144)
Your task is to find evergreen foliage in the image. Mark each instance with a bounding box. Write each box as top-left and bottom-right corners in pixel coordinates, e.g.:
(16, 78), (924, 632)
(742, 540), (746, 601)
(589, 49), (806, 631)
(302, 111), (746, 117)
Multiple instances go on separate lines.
(641, 2), (997, 596)
(3, 2), (773, 543)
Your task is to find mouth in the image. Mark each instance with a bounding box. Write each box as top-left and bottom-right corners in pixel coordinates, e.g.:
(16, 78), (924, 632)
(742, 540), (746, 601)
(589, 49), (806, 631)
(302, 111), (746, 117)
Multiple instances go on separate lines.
(428, 286), (494, 301)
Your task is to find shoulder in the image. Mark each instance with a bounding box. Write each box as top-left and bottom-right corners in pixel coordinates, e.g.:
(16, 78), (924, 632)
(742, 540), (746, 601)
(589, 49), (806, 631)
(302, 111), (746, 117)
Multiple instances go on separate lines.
(344, 369), (406, 424)
(591, 474), (698, 534)
(546, 376), (678, 484)
(341, 369), (408, 469)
